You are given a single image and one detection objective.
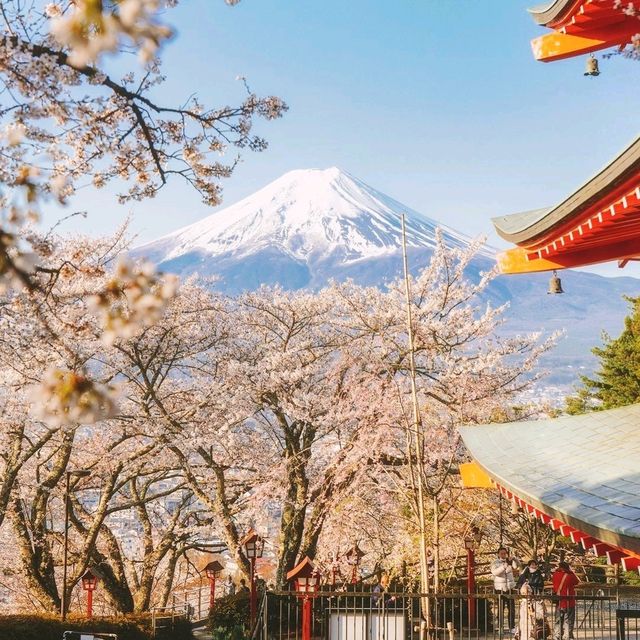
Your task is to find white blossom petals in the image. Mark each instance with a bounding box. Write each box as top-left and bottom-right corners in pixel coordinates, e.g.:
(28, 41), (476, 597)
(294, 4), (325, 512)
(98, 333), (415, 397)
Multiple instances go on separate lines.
(29, 368), (118, 427)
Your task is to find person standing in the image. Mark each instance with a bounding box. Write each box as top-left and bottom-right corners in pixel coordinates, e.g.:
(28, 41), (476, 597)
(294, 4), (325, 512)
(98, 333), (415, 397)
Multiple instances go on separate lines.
(516, 560), (545, 595)
(552, 562), (579, 640)
(226, 575), (236, 596)
(491, 547), (518, 633)
(371, 573), (396, 607)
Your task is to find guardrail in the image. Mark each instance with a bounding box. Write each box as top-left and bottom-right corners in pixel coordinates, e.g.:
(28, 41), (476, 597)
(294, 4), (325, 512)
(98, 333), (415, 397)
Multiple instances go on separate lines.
(168, 583), (227, 622)
(151, 603), (190, 637)
(62, 633), (118, 640)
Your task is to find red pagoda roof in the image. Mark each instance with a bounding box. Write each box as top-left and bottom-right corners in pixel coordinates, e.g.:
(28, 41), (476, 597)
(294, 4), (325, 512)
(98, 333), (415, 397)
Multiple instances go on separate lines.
(493, 135), (640, 273)
(528, 0), (640, 61)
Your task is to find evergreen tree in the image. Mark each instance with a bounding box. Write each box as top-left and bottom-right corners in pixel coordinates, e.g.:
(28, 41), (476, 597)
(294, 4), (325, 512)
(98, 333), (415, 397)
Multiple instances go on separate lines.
(566, 296), (640, 414)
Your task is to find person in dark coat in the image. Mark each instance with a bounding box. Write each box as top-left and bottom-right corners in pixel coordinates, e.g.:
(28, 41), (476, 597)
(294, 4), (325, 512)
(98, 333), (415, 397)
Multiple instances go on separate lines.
(516, 560), (545, 594)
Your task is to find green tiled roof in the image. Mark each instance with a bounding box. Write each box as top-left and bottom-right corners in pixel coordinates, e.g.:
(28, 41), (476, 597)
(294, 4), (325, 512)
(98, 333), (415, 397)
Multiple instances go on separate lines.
(459, 405), (640, 555)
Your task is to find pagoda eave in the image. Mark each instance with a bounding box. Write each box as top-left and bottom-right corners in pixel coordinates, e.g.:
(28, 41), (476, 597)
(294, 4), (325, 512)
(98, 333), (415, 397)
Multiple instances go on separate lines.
(532, 26), (636, 62)
(492, 135), (640, 273)
(498, 238), (640, 274)
(528, 0), (637, 61)
(459, 405), (640, 569)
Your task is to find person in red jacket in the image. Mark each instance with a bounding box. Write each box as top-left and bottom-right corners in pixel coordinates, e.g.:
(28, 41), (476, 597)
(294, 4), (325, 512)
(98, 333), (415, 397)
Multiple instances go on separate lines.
(552, 561), (579, 640)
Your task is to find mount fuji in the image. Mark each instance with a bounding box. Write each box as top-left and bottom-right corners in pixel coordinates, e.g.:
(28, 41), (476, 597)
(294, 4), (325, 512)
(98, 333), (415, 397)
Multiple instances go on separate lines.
(136, 167), (484, 291)
(135, 167), (640, 390)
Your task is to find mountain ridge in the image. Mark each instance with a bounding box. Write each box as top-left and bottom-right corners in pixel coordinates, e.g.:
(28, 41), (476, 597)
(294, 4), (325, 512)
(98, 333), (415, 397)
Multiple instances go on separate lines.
(136, 167), (490, 271)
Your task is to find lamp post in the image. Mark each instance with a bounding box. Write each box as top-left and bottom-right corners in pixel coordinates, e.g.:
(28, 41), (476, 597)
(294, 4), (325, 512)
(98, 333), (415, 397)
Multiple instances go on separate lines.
(344, 543), (365, 584)
(204, 560), (224, 611)
(81, 568), (98, 618)
(464, 527), (483, 628)
(61, 469), (91, 621)
(287, 557), (320, 640)
(241, 529), (264, 627)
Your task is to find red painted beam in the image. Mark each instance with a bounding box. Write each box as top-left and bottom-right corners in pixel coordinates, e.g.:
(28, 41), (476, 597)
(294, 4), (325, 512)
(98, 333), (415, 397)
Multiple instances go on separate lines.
(607, 550), (626, 565)
(580, 536), (600, 550)
(570, 530), (590, 544)
(592, 542), (618, 556)
(621, 557), (640, 572)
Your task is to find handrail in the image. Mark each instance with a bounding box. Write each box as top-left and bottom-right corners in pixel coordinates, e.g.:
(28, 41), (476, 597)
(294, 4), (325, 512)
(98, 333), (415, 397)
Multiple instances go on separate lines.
(150, 603), (190, 637)
(264, 589), (619, 601)
(62, 633), (118, 640)
(250, 591), (268, 640)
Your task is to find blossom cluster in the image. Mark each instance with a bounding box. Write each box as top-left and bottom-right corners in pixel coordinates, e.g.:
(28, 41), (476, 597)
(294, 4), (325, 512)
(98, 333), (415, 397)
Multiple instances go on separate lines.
(49, 0), (174, 66)
(0, 231), (36, 293)
(612, 1), (640, 52)
(88, 258), (179, 345)
(30, 367), (118, 426)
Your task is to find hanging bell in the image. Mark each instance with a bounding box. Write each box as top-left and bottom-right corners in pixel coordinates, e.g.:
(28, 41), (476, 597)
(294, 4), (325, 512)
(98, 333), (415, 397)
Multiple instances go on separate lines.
(584, 55), (600, 77)
(547, 270), (564, 295)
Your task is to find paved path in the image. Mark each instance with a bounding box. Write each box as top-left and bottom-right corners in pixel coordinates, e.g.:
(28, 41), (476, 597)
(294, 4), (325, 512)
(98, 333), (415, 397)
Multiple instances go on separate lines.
(193, 624), (210, 639)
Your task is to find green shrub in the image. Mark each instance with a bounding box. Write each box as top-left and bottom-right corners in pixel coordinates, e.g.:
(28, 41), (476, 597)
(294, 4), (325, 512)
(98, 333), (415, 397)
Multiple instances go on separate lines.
(211, 623), (245, 640)
(208, 591), (250, 633)
(622, 570), (640, 586)
(0, 613), (193, 640)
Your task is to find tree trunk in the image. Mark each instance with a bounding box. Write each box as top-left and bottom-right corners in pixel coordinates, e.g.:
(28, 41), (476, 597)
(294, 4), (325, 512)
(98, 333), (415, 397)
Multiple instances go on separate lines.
(94, 525), (135, 613)
(275, 418), (312, 588)
(11, 496), (60, 611)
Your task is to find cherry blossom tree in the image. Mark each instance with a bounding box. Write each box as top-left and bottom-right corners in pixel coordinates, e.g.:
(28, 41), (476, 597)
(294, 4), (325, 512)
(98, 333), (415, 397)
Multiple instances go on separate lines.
(320, 233), (556, 594)
(0, 0), (287, 425)
(0, 229), (557, 610)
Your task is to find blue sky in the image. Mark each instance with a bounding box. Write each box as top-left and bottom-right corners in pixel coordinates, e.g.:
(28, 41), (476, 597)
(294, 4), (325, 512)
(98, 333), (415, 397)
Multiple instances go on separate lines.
(47, 0), (640, 277)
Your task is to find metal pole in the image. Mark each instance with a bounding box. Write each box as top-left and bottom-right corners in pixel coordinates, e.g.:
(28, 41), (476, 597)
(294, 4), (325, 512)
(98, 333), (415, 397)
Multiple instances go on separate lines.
(250, 557), (257, 627)
(61, 471), (70, 621)
(467, 548), (476, 628)
(499, 492), (504, 547)
(87, 588), (93, 619)
(302, 596), (312, 640)
(210, 576), (216, 611)
(401, 214), (431, 628)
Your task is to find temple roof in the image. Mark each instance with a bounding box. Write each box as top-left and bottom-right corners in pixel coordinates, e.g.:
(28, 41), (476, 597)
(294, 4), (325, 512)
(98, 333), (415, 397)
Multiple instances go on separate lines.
(527, 0), (639, 61)
(492, 135), (640, 245)
(459, 405), (640, 556)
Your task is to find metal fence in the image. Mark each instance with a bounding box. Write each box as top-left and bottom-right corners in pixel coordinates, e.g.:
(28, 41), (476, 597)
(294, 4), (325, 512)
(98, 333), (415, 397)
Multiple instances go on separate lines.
(617, 608), (640, 640)
(259, 591), (625, 640)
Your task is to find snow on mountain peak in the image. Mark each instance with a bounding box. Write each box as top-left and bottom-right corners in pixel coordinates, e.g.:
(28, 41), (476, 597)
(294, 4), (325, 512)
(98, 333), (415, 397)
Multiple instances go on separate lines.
(137, 167), (475, 266)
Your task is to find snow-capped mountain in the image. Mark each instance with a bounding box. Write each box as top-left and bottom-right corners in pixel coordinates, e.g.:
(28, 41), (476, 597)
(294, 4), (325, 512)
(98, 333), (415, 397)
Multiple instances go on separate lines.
(135, 167), (640, 389)
(136, 167), (488, 290)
